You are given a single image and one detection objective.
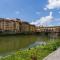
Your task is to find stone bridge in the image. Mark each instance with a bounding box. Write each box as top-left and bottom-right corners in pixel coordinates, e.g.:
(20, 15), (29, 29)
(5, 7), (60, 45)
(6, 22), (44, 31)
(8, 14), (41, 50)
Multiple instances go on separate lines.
(36, 26), (60, 36)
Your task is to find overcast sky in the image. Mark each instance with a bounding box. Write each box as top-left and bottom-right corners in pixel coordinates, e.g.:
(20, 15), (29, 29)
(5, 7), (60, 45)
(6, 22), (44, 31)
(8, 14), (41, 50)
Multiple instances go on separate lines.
(0, 0), (60, 26)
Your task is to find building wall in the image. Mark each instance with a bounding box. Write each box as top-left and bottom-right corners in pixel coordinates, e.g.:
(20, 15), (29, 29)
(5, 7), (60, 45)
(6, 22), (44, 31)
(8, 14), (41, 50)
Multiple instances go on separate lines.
(0, 18), (60, 34)
(21, 22), (30, 33)
(29, 25), (36, 33)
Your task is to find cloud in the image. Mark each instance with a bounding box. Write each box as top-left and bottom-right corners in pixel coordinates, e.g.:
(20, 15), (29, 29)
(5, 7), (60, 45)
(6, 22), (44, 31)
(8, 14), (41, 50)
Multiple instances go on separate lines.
(46, 0), (60, 9)
(31, 12), (54, 26)
(49, 18), (60, 26)
(15, 11), (20, 14)
(36, 12), (41, 15)
(44, 8), (47, 11)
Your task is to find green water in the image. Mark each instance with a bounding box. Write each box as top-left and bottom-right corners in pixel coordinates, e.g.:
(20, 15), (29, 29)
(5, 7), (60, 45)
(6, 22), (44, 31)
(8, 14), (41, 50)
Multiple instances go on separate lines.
(0, 35), (37, 53)
(0, 35), (59, 56)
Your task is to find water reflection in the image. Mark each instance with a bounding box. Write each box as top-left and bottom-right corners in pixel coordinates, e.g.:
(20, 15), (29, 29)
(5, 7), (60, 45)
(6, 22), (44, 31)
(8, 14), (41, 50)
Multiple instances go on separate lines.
(0, 34), (59, 56)
(49, 33), (59, 41)
(28, 41), (46, 48)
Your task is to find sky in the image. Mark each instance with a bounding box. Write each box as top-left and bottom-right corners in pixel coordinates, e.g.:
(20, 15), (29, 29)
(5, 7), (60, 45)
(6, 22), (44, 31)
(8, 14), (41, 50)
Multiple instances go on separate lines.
(0, 0), (60, 26)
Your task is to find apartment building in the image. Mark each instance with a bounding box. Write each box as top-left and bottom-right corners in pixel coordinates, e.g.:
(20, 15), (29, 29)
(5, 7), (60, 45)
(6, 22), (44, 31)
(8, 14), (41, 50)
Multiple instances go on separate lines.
(21, 21), (30, 33)
(29, 25), (36, 33)
(14, 18), (22, 33)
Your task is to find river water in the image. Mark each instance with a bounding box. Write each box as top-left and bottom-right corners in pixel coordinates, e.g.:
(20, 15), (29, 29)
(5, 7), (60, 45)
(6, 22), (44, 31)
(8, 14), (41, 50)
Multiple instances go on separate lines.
(0, 35), (59, 56)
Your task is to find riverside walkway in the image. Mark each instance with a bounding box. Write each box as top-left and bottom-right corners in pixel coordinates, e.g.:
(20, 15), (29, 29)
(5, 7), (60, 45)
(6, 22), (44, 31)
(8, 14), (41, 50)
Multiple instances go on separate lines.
(43, 48), (60, 60)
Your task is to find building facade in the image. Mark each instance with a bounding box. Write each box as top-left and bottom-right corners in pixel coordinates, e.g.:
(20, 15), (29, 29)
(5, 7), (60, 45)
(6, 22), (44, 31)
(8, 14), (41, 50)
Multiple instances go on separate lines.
(0, 18), (60, 34)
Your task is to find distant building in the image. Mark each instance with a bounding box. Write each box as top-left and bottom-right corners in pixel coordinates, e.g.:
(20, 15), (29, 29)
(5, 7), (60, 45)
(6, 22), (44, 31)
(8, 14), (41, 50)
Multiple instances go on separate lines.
(0, 18), (60, 34)
(21, 21), (30, 33)
(29, 25), (36, 33)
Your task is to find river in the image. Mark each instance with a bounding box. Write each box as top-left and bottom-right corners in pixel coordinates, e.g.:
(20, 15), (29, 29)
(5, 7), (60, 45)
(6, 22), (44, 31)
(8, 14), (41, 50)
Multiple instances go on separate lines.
(0, 35), (59, 56)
